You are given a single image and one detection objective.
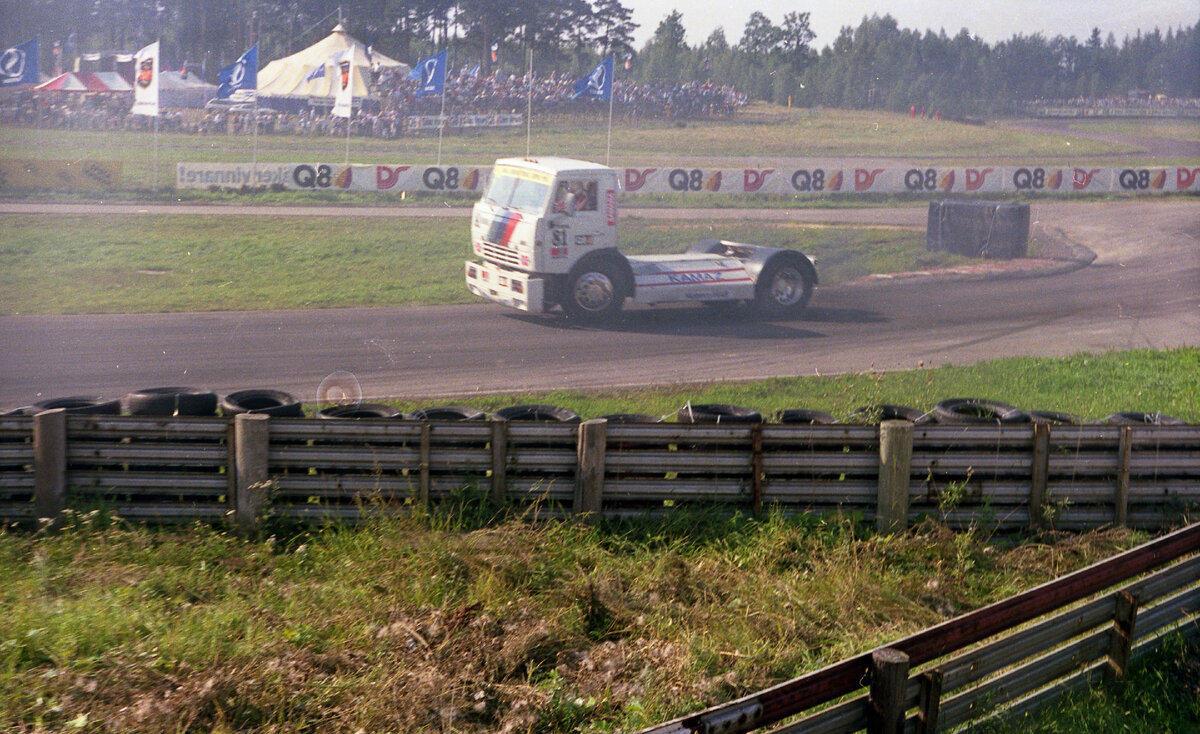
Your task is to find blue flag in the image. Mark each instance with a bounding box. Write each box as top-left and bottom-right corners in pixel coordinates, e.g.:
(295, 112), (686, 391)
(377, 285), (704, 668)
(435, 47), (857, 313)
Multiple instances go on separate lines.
(408, 49), (446, 97)
(305, 63), (325, 83)
(217, 45), (257, 99)
(571, 56), (613, 100)
(0, 38), (39, 87)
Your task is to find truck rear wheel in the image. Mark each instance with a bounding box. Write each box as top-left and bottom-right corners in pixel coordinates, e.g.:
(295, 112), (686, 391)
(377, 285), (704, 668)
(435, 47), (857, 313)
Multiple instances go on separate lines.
(561, 260), (625, 322)
(754, 253), (814, 319)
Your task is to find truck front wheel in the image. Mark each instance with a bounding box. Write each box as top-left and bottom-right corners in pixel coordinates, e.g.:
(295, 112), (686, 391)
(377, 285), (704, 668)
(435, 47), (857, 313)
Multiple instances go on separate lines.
(561, 260), (625, 322)
(754, 254), (814, 319)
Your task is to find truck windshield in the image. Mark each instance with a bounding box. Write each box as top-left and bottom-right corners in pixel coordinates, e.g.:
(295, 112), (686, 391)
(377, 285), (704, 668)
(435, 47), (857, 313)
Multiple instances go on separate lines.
(483, 174), (549, 213)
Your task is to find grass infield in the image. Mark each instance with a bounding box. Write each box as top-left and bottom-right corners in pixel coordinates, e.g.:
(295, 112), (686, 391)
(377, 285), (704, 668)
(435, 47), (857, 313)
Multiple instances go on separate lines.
(0, 213), (968, 315)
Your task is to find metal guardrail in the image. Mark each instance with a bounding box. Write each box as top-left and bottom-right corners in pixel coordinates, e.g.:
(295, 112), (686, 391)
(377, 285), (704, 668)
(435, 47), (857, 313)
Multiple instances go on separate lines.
(638, 522), (1200, 733)
(1, 412), (1196, 731)
(0, 414), (1197, 532)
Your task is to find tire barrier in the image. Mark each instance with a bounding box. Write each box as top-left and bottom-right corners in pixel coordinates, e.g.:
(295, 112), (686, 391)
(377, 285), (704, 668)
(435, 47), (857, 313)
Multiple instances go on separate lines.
(932, 398), (1029, 424)
(123, 386), (218, 417)
(775, 409), (837, 425)
(406, 405), (489, 421)
(0, 390), (1192, 427)
(850, 404), (933, 425)
(1026, 410), (1084, 425)
(927, 201), (1030, 259)
(492, 404), (581, 423)
(1103, 411), (1187, 426)
(316, 403), (404, 419)
(219, 389), (304, 417)
(24, 396), (122, 415)
(598, 413), (661, 424)
(676, 403), (763, 424)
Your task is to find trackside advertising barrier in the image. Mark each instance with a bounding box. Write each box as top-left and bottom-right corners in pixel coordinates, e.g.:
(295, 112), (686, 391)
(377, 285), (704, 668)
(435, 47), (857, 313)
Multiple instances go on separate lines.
(175, 162), (1200, 194)
(175, 163), (489, 192)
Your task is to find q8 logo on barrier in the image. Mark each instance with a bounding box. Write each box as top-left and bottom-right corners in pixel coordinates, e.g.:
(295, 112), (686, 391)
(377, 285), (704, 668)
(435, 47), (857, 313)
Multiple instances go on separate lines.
(667, 168), (722, 192)
(792, 169), (830, 191)
(1117, 169), (1167, 191)
(1011, 167), (1067, 191)
(905, 168), (956, 192)
(421, 166), (482, 192)
(294, 164), (352, 189)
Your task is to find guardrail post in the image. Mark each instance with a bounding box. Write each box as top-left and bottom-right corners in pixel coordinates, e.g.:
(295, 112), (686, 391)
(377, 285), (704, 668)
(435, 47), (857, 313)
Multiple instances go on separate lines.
(33, 408), (68, 527)
(916, 669), (942, 734)
(490, 420), (508, 505)
(232, 413), (270, 534)
(1104, 590), (1139, 685)
(575, 419), (606, 517)
(419, 422), (432, 507)
(1114, 427), (1132, 528)
(1029, 423), (1050, 531)
(877, 420), (913, 534)
(751, 424), (764, 516)
(868, 647), (911, 734)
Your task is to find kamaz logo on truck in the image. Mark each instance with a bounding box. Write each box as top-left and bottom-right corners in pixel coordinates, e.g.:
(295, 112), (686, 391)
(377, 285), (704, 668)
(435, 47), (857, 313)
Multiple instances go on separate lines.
(668, 272), (722, 283)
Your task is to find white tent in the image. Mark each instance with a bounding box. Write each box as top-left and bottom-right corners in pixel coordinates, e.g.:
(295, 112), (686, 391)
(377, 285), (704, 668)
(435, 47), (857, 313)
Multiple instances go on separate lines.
(159, 70), (217, 108)
(256, 23), (409, 101)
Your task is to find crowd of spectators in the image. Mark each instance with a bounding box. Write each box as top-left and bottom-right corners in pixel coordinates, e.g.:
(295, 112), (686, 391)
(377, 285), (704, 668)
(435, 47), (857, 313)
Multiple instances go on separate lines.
(0, 67), (749, 139)
(1021, 95), (1200, 119)
(376, 66), (748, 120)
(1023, 95), (1200, 109)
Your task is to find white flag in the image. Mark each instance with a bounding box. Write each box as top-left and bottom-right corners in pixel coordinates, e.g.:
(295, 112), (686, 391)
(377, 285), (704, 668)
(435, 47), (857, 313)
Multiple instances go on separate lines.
(332, 46), (354, 118)
(131, 40), (160, 117)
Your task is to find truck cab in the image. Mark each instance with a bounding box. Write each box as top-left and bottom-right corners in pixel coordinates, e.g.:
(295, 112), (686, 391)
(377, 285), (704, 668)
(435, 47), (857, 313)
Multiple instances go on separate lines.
(466, 157), (817, 322)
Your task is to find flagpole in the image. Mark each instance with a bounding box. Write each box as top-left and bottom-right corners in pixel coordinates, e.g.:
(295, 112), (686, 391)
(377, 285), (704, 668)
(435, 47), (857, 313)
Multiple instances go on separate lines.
(436, 79), (446, 167)
(344, 47), (353, 165)
(525, 48), (533, 157)
(606, 59), (614, 166)
(153, 115), (159, 193)
(253, 92), (259, 177)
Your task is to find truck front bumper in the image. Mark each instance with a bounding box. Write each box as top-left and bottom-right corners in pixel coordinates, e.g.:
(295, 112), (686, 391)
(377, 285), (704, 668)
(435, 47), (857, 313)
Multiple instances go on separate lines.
(465, 260), (546, 314)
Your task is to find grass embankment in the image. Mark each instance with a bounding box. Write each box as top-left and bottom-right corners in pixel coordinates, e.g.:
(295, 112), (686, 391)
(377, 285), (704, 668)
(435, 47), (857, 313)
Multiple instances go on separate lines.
(0, 214), (964, 315)
(3, 508), (1193, 733)
(385, 348), (1200, 425)
(0, 107), (1141, 190)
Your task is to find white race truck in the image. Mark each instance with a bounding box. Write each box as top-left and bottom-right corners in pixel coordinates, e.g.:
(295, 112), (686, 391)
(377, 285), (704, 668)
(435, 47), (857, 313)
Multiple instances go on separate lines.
(465, 156), (817, 322)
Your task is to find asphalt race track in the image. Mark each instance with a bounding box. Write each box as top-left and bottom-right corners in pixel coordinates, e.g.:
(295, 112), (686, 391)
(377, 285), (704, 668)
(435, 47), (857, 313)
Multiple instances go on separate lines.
(0, 199), (1197, 408)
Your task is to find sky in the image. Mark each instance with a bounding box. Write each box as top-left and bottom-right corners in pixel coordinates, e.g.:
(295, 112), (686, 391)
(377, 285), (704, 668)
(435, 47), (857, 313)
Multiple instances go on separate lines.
(624, 0), (1200, 49)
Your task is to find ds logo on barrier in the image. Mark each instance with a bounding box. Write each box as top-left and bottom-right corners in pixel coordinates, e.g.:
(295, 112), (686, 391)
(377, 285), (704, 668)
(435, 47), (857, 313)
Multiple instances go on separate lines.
(743, 169), (774, 193)
(624, 168), (656, 191)
(965, 168), (994, 191)
(1178, 168), (1200, 190)
(854, 168), (884, 192)
(376, 165), (411, 190)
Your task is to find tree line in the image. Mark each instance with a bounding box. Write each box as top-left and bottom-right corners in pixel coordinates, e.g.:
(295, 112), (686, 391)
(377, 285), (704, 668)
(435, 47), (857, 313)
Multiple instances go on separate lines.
(3, 0), (1197, 116)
